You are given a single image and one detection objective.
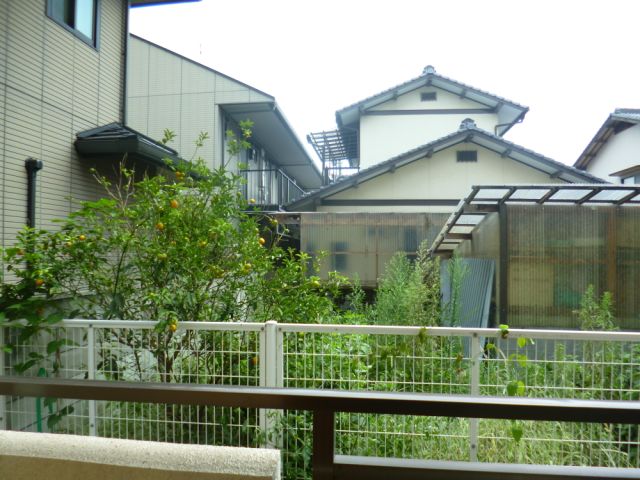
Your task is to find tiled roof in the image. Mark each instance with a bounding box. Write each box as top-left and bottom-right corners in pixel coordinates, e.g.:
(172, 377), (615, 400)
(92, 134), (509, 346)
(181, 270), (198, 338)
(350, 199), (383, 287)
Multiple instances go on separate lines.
(335, 66), (528, 137)
(286, 123), (605, 211)
(574, 108), (640, 169)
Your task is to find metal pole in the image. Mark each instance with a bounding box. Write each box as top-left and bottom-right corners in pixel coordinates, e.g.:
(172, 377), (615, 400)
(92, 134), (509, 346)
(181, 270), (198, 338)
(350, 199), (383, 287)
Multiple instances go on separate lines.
(0, 327), (6, 430)
(262, 321), (281, 448)
(87, 325), (97, 436)
(469, 333), (481, 462)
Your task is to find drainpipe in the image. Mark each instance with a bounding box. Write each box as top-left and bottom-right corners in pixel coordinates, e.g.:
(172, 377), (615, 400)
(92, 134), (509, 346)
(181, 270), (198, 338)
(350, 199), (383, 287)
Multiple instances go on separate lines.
(25, 158), (43, 229)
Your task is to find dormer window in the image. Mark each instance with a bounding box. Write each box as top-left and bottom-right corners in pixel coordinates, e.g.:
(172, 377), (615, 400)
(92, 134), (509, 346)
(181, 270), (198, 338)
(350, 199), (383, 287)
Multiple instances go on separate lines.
(457, 150), (478, 163)
(420, 92), (437, 102)
(47, 0), (98, 47)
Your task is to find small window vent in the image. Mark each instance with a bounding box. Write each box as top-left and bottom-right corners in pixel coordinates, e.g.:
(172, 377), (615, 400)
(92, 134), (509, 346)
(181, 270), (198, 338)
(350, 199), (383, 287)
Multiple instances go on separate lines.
(420, 92), (437, 102)
(457, 150), (478, 163)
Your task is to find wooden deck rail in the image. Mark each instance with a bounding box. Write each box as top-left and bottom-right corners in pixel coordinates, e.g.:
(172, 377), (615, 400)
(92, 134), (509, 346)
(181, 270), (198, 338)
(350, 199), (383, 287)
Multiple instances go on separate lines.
(1, 376), (639, 480)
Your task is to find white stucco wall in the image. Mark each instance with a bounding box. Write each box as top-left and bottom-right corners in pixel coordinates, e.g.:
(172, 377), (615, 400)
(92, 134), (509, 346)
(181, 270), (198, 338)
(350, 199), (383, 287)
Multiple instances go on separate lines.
(359, 88), (499, 169)
(585, 124), (640, 182)
(318, 144), (562, 213)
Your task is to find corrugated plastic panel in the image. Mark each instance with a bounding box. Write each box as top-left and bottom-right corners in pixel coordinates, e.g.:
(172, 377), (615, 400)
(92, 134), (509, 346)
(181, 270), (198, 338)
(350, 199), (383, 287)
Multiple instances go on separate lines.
(506, 205), (640, 330)
(300, 212), (449, 286)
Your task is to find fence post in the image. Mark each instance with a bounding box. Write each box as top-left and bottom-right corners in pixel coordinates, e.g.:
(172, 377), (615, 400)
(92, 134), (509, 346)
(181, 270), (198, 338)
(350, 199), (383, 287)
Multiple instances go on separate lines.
(0, 327), (6, 430)
(87, 324), (97, 436)
(469, 333), (481, 462)
(260, 321), (282, 448)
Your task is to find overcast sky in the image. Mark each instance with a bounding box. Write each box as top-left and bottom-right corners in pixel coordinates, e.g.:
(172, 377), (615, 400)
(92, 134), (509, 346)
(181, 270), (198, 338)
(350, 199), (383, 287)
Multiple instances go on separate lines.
(130, 0), (640, 166)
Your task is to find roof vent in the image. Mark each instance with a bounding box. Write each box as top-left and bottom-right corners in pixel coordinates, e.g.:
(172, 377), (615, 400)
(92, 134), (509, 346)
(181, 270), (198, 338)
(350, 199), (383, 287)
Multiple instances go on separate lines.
(423, 65), (436, 75)
(460, 118), (476, 130)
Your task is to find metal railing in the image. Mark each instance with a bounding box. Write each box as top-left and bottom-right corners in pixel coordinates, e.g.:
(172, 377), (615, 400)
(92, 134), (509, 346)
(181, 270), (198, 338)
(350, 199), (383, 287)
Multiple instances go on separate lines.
(1, 376), (639, 480)
(239, 169), (306, 206)
(2, 320), (640, 476)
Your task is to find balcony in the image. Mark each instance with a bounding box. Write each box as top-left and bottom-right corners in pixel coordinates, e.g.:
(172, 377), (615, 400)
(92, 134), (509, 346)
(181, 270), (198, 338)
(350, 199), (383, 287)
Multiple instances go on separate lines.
(239, 169), (307, 208)
(1, 321), (640, 479)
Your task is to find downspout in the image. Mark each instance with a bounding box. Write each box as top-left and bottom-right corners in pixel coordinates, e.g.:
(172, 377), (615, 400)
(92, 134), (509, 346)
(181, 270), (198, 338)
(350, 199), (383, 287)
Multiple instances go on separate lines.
(122, 1), (130, 124)
(25, 158), (43, 229)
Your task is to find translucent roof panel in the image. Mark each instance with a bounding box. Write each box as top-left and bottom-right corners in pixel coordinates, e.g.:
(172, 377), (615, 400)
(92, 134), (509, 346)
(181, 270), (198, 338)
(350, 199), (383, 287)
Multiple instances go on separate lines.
(508, 188), (549, 201)
(548, 189), (593, 202)
(457, 214), (486, 225)
(589, 189), (637, 203)
(472, 188), (511, 201)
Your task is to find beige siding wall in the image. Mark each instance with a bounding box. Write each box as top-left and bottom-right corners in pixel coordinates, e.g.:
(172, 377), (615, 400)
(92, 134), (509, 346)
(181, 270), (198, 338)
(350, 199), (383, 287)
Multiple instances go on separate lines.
(585, 124), (640, 182)
(318, 145), (562, 213)
(1, 0), (126, 253)
(359, 87), (500, 168)
(127, 37), (272, 170)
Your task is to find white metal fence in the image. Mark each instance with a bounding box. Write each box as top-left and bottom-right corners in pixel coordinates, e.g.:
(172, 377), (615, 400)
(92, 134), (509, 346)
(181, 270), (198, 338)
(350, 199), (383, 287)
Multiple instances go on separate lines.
(2, 320), (640, 478)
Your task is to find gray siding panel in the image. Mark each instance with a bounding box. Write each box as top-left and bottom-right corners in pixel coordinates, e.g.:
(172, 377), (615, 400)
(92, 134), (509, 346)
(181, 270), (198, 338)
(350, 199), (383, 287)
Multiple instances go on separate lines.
(0, 0), (126, 255)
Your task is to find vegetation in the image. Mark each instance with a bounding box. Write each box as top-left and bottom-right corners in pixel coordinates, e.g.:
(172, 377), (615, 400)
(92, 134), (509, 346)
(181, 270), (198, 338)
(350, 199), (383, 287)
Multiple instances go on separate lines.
(0, 126), (637, 477)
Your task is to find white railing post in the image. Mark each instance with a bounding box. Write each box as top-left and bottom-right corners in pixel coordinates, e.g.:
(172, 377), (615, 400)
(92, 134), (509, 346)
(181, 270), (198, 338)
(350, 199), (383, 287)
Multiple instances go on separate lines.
(260, 321), (282, 448)
(87, 324), (97, 436)
(0, 327), (6, 430)
(469, 333), (481, 462)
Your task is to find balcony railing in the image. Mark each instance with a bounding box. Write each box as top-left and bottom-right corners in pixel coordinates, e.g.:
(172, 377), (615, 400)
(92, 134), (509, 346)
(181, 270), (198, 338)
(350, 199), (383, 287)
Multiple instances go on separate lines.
(239, 169), (306, 207)
(1, 321), (640, 477)
(1, 376), (639, 480)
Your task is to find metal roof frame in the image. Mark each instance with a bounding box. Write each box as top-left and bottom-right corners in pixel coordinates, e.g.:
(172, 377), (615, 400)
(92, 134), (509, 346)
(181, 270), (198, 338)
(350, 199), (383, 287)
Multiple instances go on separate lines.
(429, 184), (640, 255)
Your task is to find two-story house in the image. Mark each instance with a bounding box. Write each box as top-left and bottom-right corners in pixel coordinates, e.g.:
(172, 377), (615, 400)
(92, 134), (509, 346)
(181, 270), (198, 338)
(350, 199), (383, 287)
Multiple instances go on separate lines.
(290, 66), (603, 287)
(0, 0), (195, 257)
(126, 35), (322, 209)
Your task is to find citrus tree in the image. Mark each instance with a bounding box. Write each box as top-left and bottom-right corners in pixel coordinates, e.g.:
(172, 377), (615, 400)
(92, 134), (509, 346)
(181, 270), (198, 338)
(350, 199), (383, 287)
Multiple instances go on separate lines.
(0, 131), (346, 381)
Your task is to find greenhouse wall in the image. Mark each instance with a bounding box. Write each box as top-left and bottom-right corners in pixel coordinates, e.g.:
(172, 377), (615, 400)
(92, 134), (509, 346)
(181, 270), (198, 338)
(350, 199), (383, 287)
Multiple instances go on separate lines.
(505, 204), (640, 329)
(300, 213), (449, 286)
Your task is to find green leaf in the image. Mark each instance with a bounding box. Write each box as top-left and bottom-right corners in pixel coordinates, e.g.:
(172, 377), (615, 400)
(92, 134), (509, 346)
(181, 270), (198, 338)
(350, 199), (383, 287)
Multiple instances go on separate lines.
(507, 380), (525, 397)
(46, 413), (61, 430)
(45, 312), (64, 325)
(14, 359), (38, 373)
(517, 354), (528, 367)
(511, 422), (524, 443)
(499, 324), (509, 339)
(517, 337), (527, 348)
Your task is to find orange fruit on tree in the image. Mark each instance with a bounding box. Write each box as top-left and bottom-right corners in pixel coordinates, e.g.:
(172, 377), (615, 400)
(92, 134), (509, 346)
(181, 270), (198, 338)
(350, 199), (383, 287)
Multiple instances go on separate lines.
(170, 199), (179, 209)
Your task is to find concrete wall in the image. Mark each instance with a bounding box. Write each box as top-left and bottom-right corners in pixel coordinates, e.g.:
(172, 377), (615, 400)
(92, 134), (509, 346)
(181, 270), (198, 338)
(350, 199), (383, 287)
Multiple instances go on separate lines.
(585, 124), (640, 182)
(0, 0), (126, 253)
(359, 87), (499, 168)
(127, 36), (272, 171)
(0, 431), (280, 480)
(318, 143), (562, 214)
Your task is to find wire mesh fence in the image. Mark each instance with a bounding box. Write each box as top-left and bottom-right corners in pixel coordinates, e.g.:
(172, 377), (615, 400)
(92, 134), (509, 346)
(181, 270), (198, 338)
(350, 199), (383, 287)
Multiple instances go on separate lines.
(2, 321), (639, 478)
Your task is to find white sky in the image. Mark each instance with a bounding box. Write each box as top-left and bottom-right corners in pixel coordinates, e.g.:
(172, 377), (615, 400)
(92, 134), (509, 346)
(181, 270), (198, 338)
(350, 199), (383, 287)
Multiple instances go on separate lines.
(130, 0), (640, 166)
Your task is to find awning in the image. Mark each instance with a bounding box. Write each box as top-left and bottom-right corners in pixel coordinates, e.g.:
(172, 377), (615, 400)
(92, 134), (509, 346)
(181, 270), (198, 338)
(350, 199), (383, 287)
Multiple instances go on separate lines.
(74, 123), (181, 170)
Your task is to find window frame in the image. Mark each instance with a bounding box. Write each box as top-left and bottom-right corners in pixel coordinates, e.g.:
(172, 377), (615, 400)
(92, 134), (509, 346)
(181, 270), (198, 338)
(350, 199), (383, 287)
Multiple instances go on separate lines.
(46, 0), (100, 49)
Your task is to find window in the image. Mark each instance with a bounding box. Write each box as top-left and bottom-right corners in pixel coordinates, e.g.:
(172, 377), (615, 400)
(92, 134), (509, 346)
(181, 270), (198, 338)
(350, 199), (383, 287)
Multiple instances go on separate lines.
(420, 92), (437, 102)
(621, 174), (640, 185)
(47, 0), (98, 47)
(457, 150), (478, 162)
